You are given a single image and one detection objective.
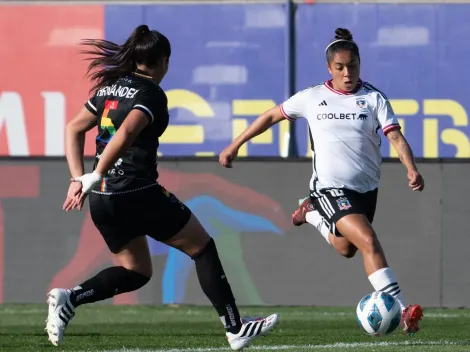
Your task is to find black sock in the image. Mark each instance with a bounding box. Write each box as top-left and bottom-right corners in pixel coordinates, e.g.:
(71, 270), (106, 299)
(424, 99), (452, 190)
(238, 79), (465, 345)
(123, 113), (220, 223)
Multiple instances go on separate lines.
(69, 266), (150, 307)
(193, 238), (242, 334)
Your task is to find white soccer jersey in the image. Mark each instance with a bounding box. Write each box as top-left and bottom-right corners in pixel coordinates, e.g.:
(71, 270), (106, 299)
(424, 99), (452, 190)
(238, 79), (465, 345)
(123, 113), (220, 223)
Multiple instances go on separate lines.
(280, 80), (401, 193)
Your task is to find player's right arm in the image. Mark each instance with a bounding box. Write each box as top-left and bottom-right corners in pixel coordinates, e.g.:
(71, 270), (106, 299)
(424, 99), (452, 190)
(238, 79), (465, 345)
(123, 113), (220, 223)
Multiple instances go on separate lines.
(66, 101), (99, 178)
(219, 90), (305, 168)
(63, 100), (99, 211)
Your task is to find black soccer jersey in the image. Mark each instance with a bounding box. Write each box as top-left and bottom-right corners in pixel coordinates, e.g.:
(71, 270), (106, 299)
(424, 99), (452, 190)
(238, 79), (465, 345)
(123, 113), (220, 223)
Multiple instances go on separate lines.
(84, 69), (169, 194)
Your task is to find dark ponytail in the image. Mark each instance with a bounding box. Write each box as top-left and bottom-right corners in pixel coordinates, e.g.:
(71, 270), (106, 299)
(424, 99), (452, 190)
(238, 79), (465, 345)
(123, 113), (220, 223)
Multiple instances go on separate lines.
(80, 24), (171, 94)
(325, 28), (360, 64)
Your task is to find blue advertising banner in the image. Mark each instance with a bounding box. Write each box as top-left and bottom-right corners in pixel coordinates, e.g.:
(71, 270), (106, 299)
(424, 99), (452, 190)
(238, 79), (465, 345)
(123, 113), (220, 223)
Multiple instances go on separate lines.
(105, 4), (289, 157)
(103, 3), (470, 158)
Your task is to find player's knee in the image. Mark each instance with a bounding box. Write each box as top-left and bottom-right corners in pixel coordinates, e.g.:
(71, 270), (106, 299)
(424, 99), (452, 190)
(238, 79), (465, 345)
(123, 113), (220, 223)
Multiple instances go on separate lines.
(338, 245), (358, 258)
(121, 263), (153, 279)
(124, 268), (152, 290)
(343, 251), (356, 259)
(360, 231), (381, 254)
(186, 234), (212, 259)
(163, 214), (211, 257)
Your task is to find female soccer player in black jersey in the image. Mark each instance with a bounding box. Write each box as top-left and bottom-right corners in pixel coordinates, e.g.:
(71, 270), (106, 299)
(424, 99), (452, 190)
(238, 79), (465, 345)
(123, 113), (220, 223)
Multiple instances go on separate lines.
(45, 24), (278, 350)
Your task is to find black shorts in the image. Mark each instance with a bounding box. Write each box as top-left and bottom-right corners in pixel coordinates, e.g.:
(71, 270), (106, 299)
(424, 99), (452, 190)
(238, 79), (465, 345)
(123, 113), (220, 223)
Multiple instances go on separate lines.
(310, 188), (378, 237)
(89, 184), (192, 253)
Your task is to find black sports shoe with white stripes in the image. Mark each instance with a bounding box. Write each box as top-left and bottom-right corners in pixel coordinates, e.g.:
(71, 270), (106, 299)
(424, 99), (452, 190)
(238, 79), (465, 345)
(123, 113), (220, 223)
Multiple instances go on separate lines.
(226, 314), (279, 350)
(45, 288), (75, 346)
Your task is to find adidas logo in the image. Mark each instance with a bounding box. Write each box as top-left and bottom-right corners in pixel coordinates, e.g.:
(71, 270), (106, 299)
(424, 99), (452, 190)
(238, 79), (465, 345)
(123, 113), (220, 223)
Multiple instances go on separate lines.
(319, 100), (327, 106)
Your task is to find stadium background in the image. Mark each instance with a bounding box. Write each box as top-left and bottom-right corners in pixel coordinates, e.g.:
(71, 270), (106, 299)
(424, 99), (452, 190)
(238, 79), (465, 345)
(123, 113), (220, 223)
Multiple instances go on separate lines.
(0, 0), (469, 309)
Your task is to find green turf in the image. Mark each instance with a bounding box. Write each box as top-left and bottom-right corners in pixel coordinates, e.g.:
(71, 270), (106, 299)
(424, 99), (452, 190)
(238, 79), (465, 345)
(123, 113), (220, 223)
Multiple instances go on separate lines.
(1, 305), (470, 351)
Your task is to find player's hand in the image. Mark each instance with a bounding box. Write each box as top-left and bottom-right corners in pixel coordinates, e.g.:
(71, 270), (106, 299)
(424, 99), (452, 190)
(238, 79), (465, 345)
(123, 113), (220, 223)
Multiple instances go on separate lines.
(63, 182), (84, 212)
(407, 169), (424, 192)
(72, 171), (103, 203)
(219, 146), (238, 168)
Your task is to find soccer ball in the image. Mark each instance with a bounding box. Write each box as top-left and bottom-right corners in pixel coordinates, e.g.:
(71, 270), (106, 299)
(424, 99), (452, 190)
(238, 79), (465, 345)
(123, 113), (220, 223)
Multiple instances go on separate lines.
(356, 291), (401, 337)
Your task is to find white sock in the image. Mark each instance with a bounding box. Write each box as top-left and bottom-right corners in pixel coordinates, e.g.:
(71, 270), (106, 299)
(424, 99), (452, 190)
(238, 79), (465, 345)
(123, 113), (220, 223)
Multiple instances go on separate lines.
(306, 210), (331, 245)
(368, 267), (406, 311)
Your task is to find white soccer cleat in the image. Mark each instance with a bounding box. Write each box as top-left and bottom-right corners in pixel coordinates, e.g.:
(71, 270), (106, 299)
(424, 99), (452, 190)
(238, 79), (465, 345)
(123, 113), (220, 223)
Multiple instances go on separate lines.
(226, 314), (279, 351)
(45, 288), (75, 346)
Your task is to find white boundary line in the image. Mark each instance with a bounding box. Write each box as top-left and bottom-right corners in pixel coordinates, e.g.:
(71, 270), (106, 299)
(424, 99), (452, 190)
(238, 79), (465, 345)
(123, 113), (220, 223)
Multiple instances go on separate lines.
(77, 340), (464, 352)
(3, 308), (470, 319)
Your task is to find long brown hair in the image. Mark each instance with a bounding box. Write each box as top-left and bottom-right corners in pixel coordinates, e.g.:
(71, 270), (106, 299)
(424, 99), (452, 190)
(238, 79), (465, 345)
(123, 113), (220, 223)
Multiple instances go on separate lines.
(79, 24), (171, 93)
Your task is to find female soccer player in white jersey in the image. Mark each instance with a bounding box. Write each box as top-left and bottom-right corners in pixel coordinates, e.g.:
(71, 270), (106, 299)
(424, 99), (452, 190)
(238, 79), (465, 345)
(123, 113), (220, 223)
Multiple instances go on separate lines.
(219, 28), (424, 336)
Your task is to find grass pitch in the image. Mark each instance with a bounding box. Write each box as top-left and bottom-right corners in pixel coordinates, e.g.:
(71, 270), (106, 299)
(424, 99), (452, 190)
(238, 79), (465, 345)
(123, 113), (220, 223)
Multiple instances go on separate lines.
(1, 305), (470, 351)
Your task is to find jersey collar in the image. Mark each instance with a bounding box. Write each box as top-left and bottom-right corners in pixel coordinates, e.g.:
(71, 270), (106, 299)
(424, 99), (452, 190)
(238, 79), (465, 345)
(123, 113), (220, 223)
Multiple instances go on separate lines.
(324, 79), (363, 95)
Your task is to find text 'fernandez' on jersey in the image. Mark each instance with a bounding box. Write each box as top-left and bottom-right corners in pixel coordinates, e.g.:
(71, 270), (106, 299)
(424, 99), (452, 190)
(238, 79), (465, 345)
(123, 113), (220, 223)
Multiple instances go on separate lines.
(280, 80), (401, 194)
(84, 69), (169, 195)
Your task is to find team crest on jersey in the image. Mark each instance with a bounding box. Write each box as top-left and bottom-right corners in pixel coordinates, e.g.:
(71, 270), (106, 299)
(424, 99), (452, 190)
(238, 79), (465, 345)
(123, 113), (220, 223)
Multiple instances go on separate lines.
(337, 197), (352, 210)
(356, 98), (367, 110)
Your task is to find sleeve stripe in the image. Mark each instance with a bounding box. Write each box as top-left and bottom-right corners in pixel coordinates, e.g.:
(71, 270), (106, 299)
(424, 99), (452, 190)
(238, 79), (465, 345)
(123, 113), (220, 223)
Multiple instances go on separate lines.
(279, 104), (295, 121)
(134, 104), (154, 123)
(87, 99), (97, 112)
(382, 124), (401, 135)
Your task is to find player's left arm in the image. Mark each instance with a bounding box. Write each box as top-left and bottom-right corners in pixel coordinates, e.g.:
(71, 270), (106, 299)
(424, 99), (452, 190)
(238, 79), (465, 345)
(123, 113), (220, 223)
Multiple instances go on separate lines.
(387, 130), (424, 192)
(377, 94), (424, 192)
(387, 130), (415, 172)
